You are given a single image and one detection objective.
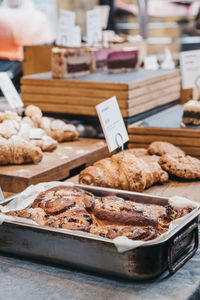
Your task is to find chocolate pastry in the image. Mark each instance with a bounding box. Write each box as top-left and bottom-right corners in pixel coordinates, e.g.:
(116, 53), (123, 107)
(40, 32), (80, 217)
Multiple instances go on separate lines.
(148, 141), (185, 157)
(6, 208), (46, 226)
(32, 186), (95, 215)
(46, 208), (93, 232)
(159, 154), (200, 180)
(93, 196), (158, 227)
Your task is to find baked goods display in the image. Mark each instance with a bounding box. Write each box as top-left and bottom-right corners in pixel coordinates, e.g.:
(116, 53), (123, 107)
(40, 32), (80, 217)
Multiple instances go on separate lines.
(0, 105), (78, 165)
(107, 48), (139, 73)
(6, 185), (193, 241)
(79, 141), (200, 191)
(182, 100), (200, 125)
(51, 47), (94, 79)
(0, 136), (43, 165)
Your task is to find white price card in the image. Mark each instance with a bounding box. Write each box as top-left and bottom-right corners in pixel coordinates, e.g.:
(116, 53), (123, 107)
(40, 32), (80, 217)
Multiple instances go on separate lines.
(96, 96), (129, 152)
(180, 50), (200, 89)
(0, 72), (23, 109)
(56, 25), (81, 48)
(58, 9), (75, 28)
(56, 9), (78, 47)
(86, 8), (102, 45)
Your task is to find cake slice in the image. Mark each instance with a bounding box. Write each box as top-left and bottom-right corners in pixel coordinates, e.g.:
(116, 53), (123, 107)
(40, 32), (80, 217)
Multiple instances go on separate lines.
(52, 47), (94, 79)
(92, 47), (110, 71)
(107, 47), (139, 73)
(182, 100), (200, 125)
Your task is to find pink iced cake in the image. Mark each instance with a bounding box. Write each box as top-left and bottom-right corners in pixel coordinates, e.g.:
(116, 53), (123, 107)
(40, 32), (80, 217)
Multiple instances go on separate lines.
(92, 47), (110, 71)
(107, 48), (139, 73)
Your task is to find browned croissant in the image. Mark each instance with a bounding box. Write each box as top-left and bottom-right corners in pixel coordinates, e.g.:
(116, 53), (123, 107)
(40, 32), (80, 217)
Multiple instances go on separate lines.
(0, 136), (43, 165)
(79, 150), (169, 192)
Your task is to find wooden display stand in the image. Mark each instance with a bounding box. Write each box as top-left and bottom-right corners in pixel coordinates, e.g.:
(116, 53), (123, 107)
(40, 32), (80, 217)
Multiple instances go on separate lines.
(21, 69), (181, 119)
(128, 104), (200, 158)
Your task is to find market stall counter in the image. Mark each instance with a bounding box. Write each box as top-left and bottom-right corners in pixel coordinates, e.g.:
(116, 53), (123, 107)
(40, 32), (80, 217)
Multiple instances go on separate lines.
(0, 242), (199, 300)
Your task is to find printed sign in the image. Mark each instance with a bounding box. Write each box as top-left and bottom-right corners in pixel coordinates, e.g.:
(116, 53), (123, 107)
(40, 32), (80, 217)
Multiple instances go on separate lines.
(86, 8), (102, 45)
(56, 9), (81, 47)
(96, 96), (129, 152)
(180, 50), (200, 89)
(0, 72), (23, 109)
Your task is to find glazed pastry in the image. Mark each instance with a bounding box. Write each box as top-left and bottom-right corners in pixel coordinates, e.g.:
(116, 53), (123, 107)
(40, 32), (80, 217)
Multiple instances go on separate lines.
(5, 186), (193, 241)
(0, 136), (43, 165)
(46, 208), (93, 232)
(90, 224), (157, 241)
(148, 141), (185, 157)
(6, 208), (46, 226)
(32, 186), (95, 215)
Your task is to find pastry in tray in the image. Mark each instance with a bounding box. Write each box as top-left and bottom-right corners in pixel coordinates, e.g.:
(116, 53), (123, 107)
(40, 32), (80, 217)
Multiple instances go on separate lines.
(5, 185), (193, 242)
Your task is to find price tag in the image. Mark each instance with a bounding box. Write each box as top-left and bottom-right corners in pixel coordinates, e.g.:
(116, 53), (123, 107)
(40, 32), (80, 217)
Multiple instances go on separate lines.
(56, 25), (81, 48)
(0, 72), (23, 109)
(144, 55), (159, 70)
(180, 50), (200, 89)
(96, 96), (129, 152)
(86, 8), (102, 45)
(58, 9), (75, 28)
(56, 9), (77, 47)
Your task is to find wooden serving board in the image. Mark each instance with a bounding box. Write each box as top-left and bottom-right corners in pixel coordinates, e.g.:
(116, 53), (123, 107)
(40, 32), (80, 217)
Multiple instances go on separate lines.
(65, 175), (200, 203)
(128, 105), (200, 157)
(0, 138), (109, 194)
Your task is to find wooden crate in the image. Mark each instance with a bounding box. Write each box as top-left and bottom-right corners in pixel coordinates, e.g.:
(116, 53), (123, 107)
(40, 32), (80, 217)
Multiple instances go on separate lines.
(128, 104), (200, 158)
(0, 138), (108, 193)
(21, 69), (181, 119)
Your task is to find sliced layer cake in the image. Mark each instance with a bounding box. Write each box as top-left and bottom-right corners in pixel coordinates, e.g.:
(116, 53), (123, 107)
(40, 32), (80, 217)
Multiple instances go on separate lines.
(182, 100), (200, 125)
(52, 47), (94, 79)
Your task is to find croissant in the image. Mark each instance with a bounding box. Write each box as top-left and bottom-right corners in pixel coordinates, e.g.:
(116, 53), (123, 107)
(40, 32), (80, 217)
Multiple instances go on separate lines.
(0, 136), (43, 165)
(79, 150), (169, 192)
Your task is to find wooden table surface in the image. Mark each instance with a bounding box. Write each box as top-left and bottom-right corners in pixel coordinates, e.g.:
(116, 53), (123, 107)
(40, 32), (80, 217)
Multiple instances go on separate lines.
(1, 138), (108, 194)
(65, 175), (200, 203)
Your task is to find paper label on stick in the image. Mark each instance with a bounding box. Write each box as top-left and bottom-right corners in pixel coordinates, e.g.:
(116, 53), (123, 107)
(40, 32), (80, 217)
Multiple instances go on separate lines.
(96, 97), (129, 152)
(56, 9), (81, 47)
(86, 8), (102, 45)
(0, 72), (23, 109)
(180, 50), (200, 89)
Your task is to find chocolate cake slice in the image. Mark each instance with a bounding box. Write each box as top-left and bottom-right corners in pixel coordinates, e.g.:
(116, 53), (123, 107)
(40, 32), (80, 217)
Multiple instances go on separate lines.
(107, 48), (139, 73)
(182, 100), (200, 125)
(52, 47), (94, 79)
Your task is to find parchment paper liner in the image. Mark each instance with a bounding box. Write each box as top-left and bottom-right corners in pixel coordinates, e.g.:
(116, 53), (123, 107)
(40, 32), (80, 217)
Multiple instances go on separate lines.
(0, 181), (199, 253)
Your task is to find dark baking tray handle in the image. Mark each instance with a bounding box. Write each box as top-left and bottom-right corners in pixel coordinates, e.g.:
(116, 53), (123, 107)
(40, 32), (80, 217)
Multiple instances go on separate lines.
(168, 222), (199, 274)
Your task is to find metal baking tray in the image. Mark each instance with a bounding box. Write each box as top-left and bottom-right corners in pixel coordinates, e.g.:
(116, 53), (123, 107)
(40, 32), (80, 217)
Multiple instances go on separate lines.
(0, 184), (199, 281)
